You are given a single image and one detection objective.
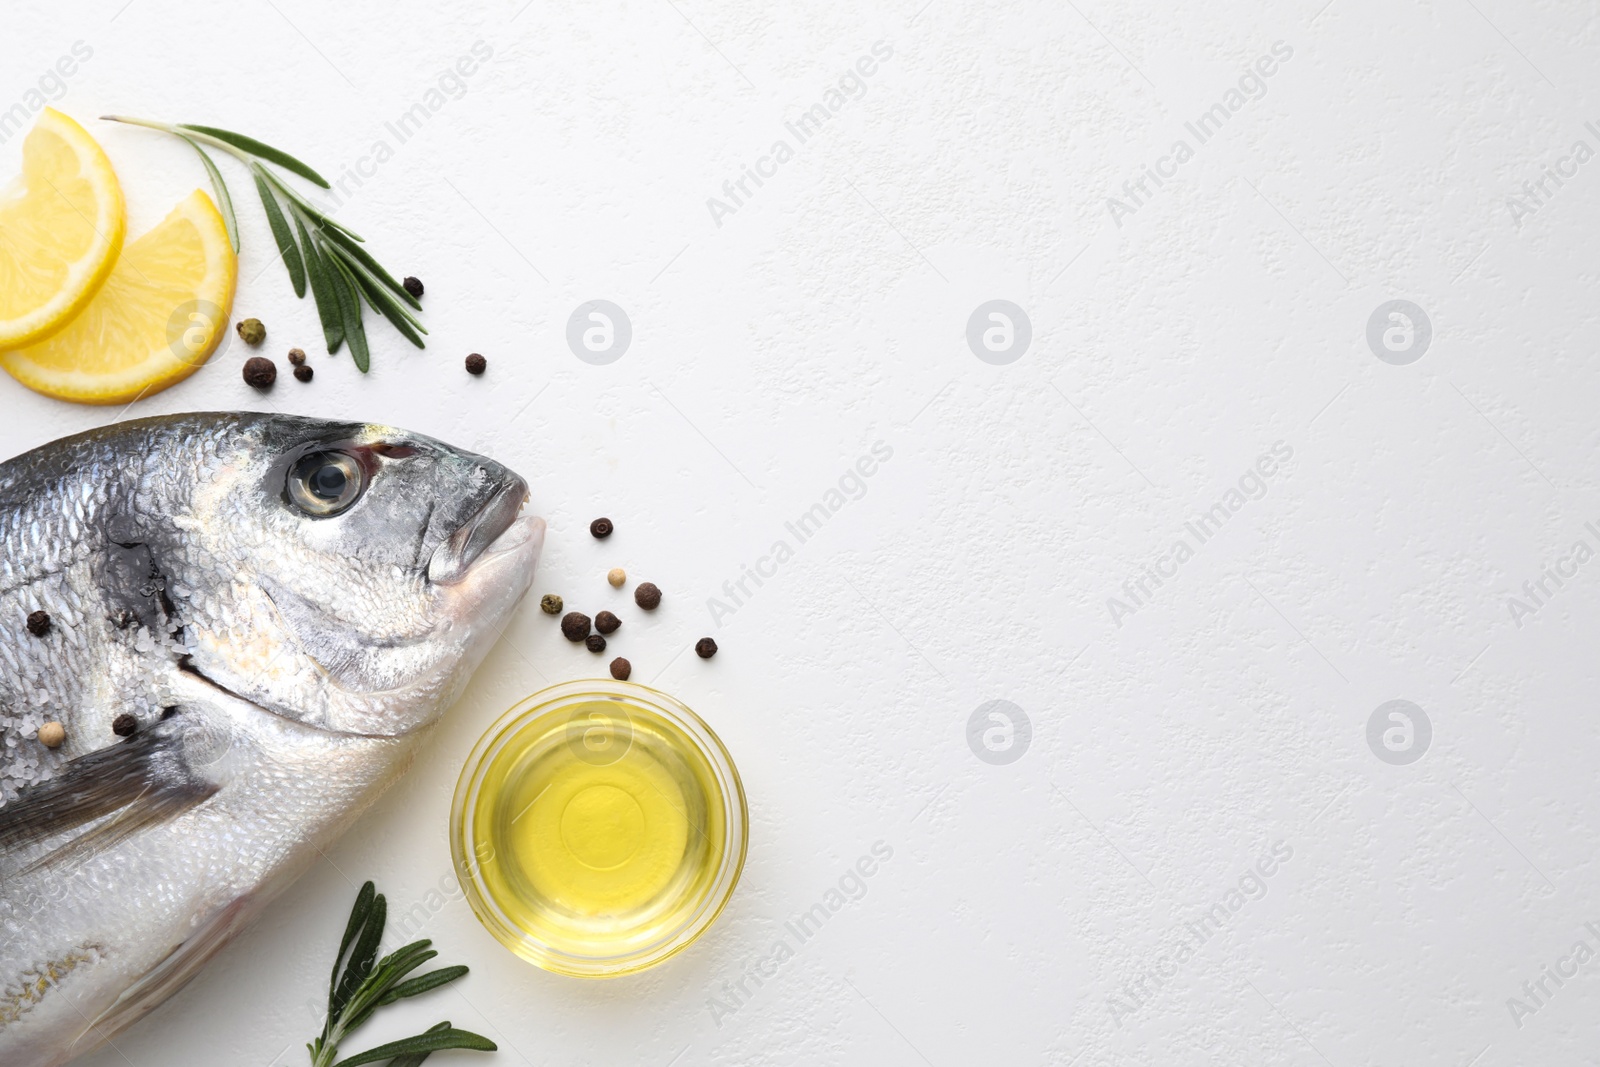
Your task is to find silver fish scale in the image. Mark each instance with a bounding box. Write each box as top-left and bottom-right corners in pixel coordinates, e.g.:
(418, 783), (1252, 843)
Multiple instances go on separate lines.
(0, 440), (165, 804)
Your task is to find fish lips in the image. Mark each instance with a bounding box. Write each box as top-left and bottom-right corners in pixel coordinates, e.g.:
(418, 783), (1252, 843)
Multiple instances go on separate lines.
(427, 475), (533, 585)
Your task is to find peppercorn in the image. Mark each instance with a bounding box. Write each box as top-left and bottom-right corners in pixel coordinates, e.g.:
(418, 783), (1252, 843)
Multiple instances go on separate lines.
(540, 594), (564, 615)
(294, 365), (314, 383)
(609, 657), (632, 680)
(561, 611), (592, 641)
(403, 276), (425, 298)
(37, 721), (65, 748)
(465, 353), (487, 375)
(236, 318), (266, 346)
(112, 713), (137, 737)
(695, 637), (718, 659)
(287, 348), (307, 366)
(243, 357), (277, 389)
(25, 610), (51, 637)
(586, 634), (607, 653)
(590, 517), (613, 539)
(595, 610), (621, 635)
(634, 582), (661, 610)
(607, 567), (626, 588)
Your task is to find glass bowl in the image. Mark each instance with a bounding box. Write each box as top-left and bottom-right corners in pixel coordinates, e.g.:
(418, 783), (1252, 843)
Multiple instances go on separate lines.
(450, 679), (747, 978)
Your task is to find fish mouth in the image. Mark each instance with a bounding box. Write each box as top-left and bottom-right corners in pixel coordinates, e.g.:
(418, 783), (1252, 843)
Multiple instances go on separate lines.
(427, 475), (532, 586)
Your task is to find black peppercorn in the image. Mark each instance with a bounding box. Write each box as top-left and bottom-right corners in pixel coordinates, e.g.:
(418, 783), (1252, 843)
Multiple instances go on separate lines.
(294, 365), (314, 383)
(112, 713), (137, 737)
(595, 610), (621, 635)
(634, 582), (661, 610)
(560, 612), (592, 641)
(403, 276), (424, 298)
(25, 610), (51, 637)
(540, 594), (564, 615)
(243, 357), (276, 389)
(609, 657), (632, 680)
(695, 637), (718, 659)
(586, 634), (606, 653)
(590, 517), (613, 539)
(465, 353), (487, 375)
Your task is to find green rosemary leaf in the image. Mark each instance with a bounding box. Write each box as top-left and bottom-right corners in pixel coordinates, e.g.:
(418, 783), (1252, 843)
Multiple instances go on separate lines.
(253, 167), (306, 299)
(329, 1027), (497, 1067)
(377, 966), (469, 1007)
(317, 223), (419, 310)
(327, 883), (375, 1022)
(180, 137), (238, 253)
(297, 218), (345, 352)
(383, 1022), (452, 1067)
(332, 892), (386, 1017)
(327, 254), (371, 373)
(178, 123), (332, 187)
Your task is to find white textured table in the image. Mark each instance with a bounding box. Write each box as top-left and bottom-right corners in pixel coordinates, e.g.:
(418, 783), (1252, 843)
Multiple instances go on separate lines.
(6, 0), (1598, 1063)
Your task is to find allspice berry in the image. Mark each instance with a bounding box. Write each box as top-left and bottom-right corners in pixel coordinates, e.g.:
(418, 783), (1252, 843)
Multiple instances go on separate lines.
(25, 610), (51, 637)
(595, 610), (621, 635)
(294, 365), (314, 383)
(287, 348), (307, 366)
(634, 582), (661, 610)
(403, 276), (425, 298)
(590, 517), (613, 539)
(607, 567), (626, 588)
(609, 657), (632, 680)
(236, 318), (266, 346)
(560, 611), (592, 642)
(695, 637), (718, 659)
(540, 594), (564, 615)
(465, 353), (487, 375)
(585, 634), (607, 653)
(37, 721), (65, 749)
(243, 357), (277, 389)
(112, 713), (138, 737)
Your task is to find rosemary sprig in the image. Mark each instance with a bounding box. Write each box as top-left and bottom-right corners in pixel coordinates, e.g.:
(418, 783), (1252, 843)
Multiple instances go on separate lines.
(101, 116), (426, 371)
(306, 881), (496, 1067)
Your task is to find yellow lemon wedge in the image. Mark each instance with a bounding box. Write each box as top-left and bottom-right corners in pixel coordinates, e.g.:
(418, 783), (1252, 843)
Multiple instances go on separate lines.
(0, 108), (126, 347)
(1, 189), (238, 405)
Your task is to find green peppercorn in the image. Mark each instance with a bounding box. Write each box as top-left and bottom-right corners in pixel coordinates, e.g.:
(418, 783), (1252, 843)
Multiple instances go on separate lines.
(540, 594), (564, 615)
(236, 318), (266, 346)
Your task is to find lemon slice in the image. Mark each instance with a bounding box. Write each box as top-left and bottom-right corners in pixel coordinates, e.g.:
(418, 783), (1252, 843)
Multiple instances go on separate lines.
(0, 190), (237, 405)
(0, 108), (125, 347)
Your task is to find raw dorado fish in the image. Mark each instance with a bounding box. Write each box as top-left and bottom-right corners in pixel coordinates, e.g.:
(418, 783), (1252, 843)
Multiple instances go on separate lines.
(0, 413), (543, 1066)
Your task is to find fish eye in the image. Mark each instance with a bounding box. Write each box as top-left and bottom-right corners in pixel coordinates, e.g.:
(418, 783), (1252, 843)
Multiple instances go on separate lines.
(288, 451), (366, 517)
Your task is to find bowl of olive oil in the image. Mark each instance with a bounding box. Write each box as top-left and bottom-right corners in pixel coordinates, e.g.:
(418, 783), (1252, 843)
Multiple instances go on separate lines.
(451, 680), (747, 978)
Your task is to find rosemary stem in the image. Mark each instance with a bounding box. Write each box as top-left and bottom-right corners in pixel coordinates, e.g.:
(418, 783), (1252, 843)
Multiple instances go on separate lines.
(101, 115), (258, 169)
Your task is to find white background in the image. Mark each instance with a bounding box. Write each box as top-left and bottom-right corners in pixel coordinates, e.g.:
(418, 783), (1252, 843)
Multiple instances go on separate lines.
(4, 0), (1600, 1064)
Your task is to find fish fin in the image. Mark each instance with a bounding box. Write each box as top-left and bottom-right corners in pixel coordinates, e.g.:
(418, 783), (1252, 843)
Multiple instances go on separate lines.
(72, 895), (255, 1055)
(0, 714), (217, 865)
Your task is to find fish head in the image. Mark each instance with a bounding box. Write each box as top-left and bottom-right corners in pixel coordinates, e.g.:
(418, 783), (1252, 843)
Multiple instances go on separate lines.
(170, 414), (544, 736)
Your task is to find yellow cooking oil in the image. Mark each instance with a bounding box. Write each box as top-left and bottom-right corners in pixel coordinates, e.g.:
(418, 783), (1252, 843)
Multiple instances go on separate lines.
(469, 699), (728, 960)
